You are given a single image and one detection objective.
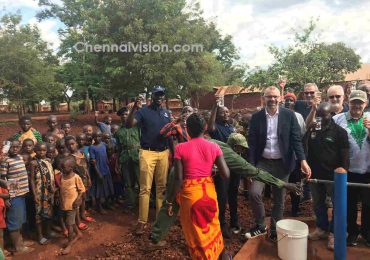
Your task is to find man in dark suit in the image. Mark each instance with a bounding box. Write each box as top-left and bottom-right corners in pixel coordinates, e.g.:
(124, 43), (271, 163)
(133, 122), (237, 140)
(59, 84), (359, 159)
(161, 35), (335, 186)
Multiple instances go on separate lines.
(244, 86), (311, 242)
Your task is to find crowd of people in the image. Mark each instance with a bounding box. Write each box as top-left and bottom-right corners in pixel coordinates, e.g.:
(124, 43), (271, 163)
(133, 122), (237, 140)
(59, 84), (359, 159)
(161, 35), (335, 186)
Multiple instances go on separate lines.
(0, 81), (369, 259)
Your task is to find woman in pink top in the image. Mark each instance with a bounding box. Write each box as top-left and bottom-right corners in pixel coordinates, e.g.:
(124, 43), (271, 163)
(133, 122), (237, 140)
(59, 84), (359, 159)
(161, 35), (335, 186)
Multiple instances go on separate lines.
(167, 113), (230, 260)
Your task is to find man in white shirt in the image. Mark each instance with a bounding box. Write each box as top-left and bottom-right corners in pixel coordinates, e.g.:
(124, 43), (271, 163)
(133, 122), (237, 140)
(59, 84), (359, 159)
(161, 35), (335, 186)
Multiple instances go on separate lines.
(245, 86), (311, 242)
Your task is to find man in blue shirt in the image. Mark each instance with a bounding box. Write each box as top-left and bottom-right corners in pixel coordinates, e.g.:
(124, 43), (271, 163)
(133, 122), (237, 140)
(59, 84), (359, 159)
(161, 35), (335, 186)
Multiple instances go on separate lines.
(127, 86), (171, 235)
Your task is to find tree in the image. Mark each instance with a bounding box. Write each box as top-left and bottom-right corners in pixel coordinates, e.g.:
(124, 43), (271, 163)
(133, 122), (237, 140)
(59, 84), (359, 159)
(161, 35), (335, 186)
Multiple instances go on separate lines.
(38, 0), (245, 106)
(0, 13), (59, 116)
(245, 19), (361, 91)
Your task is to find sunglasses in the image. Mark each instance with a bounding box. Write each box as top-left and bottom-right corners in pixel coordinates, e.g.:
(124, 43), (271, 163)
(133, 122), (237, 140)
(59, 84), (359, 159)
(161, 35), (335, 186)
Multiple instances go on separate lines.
(304, 91), (315, 95)
(329, 95), (342, 99)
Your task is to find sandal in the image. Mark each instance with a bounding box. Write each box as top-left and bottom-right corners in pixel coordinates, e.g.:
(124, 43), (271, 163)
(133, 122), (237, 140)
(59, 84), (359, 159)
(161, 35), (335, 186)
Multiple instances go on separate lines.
(39, 237), (49, 245)
(78, 222), (89, 230)
(83, 216), (95, 222)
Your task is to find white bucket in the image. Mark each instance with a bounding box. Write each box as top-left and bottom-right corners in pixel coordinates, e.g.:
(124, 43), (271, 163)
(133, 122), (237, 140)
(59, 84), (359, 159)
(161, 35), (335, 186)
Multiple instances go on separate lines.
(276, 219), (308, 260)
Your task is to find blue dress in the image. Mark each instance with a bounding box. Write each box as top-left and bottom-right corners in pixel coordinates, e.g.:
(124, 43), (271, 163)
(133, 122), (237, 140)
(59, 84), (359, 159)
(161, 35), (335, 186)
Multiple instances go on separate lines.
(89, 143), (114, 199)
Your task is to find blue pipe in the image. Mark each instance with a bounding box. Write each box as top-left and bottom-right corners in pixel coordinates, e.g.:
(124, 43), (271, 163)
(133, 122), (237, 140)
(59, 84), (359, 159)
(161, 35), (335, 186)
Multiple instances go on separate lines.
(334, 168), (347, 260)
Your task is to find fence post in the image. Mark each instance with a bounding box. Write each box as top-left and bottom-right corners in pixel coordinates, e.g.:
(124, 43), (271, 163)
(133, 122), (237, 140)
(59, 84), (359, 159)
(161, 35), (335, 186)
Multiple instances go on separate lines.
(334, 167), (347, 260)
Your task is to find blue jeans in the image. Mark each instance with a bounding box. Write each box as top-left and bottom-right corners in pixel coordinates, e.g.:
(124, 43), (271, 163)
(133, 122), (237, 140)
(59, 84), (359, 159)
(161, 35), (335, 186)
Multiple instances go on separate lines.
(310, 183), (334, 233)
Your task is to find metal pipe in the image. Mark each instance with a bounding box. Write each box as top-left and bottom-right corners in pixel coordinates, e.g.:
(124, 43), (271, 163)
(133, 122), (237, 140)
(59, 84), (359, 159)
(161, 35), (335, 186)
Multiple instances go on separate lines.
(307, 178), (370, 188)
(334, 168), (347, 260)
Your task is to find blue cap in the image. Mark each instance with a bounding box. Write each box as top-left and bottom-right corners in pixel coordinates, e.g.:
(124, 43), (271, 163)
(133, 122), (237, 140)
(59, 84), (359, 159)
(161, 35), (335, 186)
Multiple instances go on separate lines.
(152, 85), (165, 94)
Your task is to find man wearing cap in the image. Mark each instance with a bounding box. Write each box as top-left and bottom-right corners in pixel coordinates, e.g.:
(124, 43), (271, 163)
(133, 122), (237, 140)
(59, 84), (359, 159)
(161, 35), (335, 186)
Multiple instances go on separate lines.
(147, 134), (301, 249)
(304, 102), (349, 250)
(333, 90), (370, 246)
(127, 86), (171, 235)
(114, 107), (140, 209)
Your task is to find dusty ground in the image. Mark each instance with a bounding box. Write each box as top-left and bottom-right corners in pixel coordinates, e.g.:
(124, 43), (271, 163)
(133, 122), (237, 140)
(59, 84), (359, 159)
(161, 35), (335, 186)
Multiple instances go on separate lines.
(1, 113), (314, 259)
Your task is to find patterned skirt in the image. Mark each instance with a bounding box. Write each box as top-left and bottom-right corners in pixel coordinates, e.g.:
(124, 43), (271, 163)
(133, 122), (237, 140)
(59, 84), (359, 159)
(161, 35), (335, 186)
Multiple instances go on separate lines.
(178, 177), (224, 260)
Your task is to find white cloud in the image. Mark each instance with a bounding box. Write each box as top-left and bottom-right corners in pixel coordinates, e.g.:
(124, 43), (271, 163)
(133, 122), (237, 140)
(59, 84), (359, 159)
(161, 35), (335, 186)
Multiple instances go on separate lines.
(0, 0), (39, 9)
(194, 0), (370, 68)
(28, 17), (60, 50)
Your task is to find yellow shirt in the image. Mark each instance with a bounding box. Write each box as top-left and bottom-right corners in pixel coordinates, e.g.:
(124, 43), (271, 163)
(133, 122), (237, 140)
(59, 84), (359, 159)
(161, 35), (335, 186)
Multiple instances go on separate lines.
(60, 174), (85, 211)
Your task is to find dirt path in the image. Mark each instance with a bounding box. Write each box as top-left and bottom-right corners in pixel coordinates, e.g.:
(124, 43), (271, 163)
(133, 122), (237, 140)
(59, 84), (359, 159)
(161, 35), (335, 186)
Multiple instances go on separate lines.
(11, 210), (138, 260)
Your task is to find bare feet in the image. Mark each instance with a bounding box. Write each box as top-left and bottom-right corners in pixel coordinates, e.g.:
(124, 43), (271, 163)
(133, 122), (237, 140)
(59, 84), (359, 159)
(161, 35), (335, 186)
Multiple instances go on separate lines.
(61, 245), (72, 255)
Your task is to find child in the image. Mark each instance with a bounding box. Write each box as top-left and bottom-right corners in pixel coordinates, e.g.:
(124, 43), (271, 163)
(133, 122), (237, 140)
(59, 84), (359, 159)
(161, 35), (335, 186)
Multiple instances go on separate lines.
(0, 179), (10, 254)
(21, 138), (36, 158)
(59, 157), (85, 255)
(61, 122), (72, 137)
(89, 131), (114, 213)
(42, 133), (57, 145)
(82, 125), (93, 136)
(94, 112), (112, 135)
(76, 133), (86, 150)
(30, 142), (55, 245)
(11, 115), (42, 144)
(46, 115), (65, 140)
(65, 136), (93, 226)
(0, 140), (34, 254)
(46, 143), (58, 163)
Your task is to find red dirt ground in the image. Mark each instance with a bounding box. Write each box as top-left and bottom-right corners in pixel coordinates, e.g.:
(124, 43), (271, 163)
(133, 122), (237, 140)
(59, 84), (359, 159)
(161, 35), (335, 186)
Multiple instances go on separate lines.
(1, 113), (314, 259)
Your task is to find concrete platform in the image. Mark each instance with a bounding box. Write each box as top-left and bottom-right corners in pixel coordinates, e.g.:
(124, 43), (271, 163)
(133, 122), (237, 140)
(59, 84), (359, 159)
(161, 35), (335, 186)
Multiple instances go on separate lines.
(234, 217), (370, 260)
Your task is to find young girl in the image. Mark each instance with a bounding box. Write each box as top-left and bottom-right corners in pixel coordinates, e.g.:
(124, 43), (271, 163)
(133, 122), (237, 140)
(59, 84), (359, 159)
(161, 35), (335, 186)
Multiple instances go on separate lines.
(30, 142), (55, 245)
(89, 131), (114, 213)
(59, 157), (85, 255)
(65, 136), (93, 226)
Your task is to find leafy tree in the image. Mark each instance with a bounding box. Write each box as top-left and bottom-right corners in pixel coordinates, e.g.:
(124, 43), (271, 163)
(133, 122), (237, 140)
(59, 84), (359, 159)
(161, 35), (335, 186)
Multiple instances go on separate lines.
(245, 19), (361, 91)
(38, 0), (245, 107)
(0, 13), (58, 116)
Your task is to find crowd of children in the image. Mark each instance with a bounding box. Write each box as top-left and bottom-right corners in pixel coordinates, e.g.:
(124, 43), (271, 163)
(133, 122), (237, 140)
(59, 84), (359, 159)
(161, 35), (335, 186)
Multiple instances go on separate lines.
(0, 114), (123, 256)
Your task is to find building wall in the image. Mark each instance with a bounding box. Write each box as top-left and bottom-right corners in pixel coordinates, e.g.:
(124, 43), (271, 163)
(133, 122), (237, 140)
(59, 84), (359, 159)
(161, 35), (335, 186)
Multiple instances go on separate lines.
(196, 92), (262, 110)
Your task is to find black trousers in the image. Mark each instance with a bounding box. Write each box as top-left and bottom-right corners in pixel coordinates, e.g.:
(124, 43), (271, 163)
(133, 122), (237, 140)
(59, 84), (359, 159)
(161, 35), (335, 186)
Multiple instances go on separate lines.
(347, 172), (370, 238)
(288, 162), (302, 214)
(214, 172), (241, 227)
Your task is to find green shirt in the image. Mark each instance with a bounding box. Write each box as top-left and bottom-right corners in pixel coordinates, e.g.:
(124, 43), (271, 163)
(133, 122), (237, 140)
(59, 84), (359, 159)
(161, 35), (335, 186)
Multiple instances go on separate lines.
(114, 125), (140, 164)
(210, 139), (285, 188)
(11, 129), (42, 143)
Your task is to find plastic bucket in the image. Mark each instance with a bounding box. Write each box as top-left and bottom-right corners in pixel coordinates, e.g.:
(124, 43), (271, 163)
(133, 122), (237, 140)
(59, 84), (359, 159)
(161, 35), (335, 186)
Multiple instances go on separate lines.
(276, 219), (308, 260)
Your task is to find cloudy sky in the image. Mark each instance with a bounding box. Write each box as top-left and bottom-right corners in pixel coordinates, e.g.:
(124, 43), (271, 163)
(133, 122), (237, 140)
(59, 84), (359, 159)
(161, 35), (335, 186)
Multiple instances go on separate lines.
(2, 0), (370, 68)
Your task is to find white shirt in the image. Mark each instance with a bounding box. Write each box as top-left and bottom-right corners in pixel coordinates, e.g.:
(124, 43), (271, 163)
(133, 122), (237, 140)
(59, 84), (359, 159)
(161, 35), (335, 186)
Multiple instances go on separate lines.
(294, 112), (306, 136)
(333, 112), (370, 174)
(262, 108), (282, 159)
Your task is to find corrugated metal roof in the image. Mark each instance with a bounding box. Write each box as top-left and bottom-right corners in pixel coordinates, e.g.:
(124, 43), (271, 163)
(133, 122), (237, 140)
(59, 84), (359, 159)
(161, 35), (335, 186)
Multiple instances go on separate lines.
(213, 85), (264, 96)
(345, 64), (370, 81)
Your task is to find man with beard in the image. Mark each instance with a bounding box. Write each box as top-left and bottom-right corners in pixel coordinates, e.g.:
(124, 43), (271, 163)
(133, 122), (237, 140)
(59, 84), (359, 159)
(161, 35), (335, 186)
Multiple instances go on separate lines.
(306, 85), (348, 128)
(208, 99), (237, 238)
(245, 86), (311, 242)
(127, 86), (171, 235)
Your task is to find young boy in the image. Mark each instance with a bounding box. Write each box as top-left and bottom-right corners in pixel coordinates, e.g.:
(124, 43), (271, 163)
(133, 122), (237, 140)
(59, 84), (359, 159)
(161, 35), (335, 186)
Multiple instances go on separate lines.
(82, 125), (94, 136)
(59, 157), (85, 255)
(42, 133), (57, 145)
(11, 115), (42, 144)
(0, 140), (34, 254)
(95, 111), (112, 135)
(46, 115), (65, 140)
(61, 122), (72, 137)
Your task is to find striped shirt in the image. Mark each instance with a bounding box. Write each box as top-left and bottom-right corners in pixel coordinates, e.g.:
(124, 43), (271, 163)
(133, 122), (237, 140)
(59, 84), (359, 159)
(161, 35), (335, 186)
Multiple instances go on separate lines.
(0, 155), (29, 197)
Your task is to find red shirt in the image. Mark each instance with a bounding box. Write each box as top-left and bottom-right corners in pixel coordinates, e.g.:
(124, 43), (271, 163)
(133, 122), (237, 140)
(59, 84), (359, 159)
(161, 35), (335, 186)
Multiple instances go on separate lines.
(174, 137), (222, 180)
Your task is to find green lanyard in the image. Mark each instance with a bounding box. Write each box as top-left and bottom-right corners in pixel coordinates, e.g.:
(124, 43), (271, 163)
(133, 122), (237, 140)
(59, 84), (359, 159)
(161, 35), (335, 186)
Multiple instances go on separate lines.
(347, 116), (366, 148)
